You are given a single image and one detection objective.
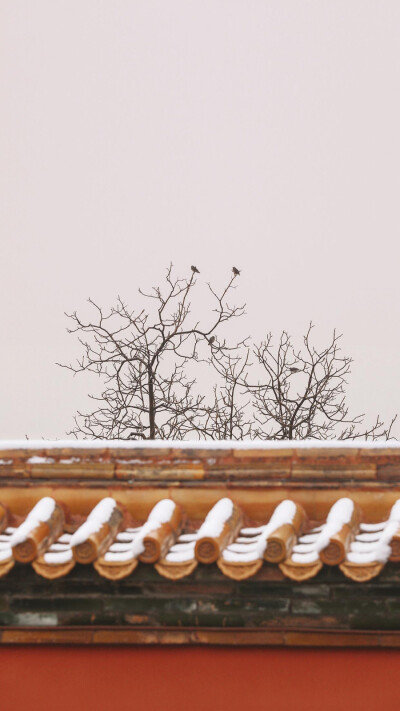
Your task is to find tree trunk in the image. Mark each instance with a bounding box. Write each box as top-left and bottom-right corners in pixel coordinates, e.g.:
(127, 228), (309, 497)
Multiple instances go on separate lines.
(148, 369), (156, 439)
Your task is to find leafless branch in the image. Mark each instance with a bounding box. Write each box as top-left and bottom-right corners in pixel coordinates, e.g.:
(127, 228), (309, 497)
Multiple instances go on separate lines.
(248, 324), (396, 440)
(59, 264), (245, 439)
(60, 270), (396, 442)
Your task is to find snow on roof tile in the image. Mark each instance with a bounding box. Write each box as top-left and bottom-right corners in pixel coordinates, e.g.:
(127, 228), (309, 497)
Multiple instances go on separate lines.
(0, 492), (399, 583)
(1, 441), (400, 583)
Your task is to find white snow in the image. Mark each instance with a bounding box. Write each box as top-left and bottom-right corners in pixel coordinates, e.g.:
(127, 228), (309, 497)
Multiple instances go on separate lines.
(165, 548), (196, 563)
(27, 456), (55, 464)
(360, 500), (400, 532)
(147, 499), (176, 525)
(314, 498), (354, 552)
(178, 533), (197, 542)
(222, 499), (298, 563)
(1, 439), (399, 452)
(289, 543), (311, 554)
(103, 499), (176, 563)
(197, 499), (234, 539)
(296, 533), (319, 544)
(164, 498), (235, 563)
(169, 542), (195, 553)
(355, 532), (381, 543)
(222, 548), (261, 563)
(165, 540), (196, 562)
(389, 499), (400, 522)
(132, 499), (177, 542)
(70, 498), (117, 547)
(347, 520), (399, 564)
(43, 549), (73, 564)
(291, 497), (355, 564)
(228, 541), (262, 554)
(10, 497), (56, 547)
(291, 550), (320, 564)
(241, 500), (297, 537)
(0, 528), (15, 563)
(346, 500), (400, 565)
(107, 543), (133, 553)
(360, 522), (386, 532)
(116, 532), (136, 542)
(358, 501), (400, 534)
(104, 548), (137, 563)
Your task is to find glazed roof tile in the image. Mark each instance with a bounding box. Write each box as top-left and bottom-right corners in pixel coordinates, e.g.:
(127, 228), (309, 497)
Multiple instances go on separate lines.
(1, 441), (400, 584)
(1, 493), (400, 582)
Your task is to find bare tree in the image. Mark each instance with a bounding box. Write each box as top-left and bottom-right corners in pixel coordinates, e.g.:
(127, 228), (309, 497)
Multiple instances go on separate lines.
(59, 265), (246, 439)
(60, 267), (396, 441)
(192, 349), (253, 440)
(250, 324), (396, 440)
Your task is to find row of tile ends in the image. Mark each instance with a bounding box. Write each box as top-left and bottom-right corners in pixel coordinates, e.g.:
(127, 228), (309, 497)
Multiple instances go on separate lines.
(0, 495), (399, 583)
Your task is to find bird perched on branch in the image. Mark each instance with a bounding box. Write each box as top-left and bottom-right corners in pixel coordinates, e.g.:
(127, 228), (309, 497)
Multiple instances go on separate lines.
(191, 265), (200, 274)
(208, 336), (215, 346)
(232, 266), (240, 275)
(289, 367), (301, 373)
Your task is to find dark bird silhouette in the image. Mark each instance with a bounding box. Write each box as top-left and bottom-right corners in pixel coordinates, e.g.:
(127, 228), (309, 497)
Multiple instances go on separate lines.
(208, 336), (215, 346)
(191, 265), (200, 274)
(289, 367), (301, 373)
(232, 266), (240, 275)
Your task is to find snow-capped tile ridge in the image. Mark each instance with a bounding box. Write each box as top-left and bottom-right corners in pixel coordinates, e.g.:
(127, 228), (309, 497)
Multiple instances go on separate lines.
(70, 498), (116, 547)
(291, 497), (355, 564)
(10, 497), (56, 547)
(103, 499), (176, 563)
(222, 499), (297, 563)
(0, 439), (399, 452)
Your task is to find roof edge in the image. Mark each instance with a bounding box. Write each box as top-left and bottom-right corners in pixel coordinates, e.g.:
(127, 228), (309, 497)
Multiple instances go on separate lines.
(1, 438), (399, 453)
(1, 439), (400, 488)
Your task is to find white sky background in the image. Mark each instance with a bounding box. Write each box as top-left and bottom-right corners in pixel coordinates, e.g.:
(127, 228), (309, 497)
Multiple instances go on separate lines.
(1, 1), (400, 439)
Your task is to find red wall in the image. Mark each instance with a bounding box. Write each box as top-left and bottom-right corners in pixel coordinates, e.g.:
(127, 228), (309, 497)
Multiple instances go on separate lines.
(0, 646), (399, 711)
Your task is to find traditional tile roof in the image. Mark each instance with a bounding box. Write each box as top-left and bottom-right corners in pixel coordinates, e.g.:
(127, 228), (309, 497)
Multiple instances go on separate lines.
(1, 441), (400, 584)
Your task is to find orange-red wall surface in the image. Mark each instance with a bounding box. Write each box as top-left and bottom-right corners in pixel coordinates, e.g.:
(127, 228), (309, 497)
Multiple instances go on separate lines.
(0, 646), (399, 711)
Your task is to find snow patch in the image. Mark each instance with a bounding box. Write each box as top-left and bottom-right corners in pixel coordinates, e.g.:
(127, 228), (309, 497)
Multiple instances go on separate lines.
(44, 549), (73, 564)
(27, 456), (55, 464)
(164, 499), (235, 563)
(165, 548), (196, 563)
(1, 439), (400, 452)
(70, 498), (117, 547)
(223, 499), (298, 563)
(222, 548), (261, 563)
(197, 499), (234, 539)
(347, 501), (400, 564)
(104, 548), (137, 563)
(147, 499), (176, 525)
(347, 520), (398, 564)
(104, 499), (176, 562)
(291, 497), (354, 564)
(10, 497), (56, 547)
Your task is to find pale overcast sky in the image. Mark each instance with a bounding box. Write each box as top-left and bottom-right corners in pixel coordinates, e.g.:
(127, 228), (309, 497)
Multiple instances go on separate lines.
(1, 1), (399, 439)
